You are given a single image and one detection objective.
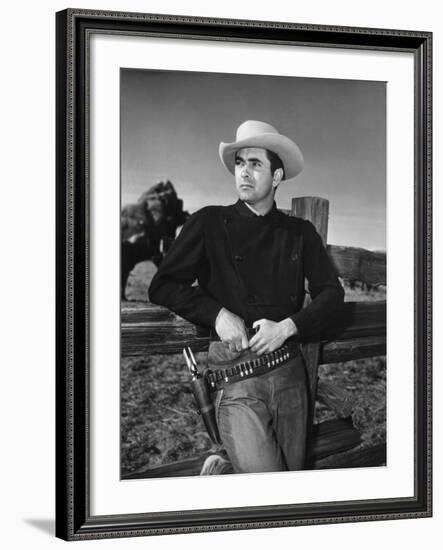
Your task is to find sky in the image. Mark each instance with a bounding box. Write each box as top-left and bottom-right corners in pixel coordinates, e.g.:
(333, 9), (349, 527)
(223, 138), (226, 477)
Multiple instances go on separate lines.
(121, 69), (386, 250)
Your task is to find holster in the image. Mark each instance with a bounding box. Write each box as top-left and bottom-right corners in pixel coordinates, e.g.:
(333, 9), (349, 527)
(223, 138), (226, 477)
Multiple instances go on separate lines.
(190, 371), (221, 445)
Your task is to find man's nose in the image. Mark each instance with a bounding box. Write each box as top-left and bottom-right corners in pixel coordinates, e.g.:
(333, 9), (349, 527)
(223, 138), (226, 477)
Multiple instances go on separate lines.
(241, 165), (251, 178)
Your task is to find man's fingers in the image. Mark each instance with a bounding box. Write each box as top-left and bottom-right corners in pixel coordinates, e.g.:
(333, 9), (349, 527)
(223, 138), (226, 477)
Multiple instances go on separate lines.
(228, 341), (237, 353)
(227, 335), (243, 353)
(251, 340), (266, 354)
(254, 345), (268, 356)
(250, 332), (265, 350)
(251, 337), (278, 354)
(252, 320), (265, 337)
(241, 333), (249, 350)
(248, 333), (259, 347)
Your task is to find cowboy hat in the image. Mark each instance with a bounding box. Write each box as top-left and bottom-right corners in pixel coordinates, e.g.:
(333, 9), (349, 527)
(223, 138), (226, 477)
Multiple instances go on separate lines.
(219, 120), (304, 181)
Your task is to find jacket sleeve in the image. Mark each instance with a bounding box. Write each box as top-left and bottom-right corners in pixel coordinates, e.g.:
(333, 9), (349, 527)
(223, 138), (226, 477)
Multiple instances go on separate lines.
(290, 220), (344, 339)
(148, 209), (222, 328)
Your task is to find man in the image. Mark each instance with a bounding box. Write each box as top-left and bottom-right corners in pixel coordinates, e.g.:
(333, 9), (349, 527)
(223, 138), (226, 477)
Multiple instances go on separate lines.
(149, 120), (344, 473)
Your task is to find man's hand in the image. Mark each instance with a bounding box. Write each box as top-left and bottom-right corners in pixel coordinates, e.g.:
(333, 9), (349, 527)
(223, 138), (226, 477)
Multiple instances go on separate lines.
(215, 307), (249, 352)
(249, 318), (298, 355)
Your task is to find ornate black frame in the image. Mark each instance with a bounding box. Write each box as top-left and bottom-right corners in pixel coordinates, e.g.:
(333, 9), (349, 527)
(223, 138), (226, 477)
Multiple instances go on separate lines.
(55, 8), (432, 541)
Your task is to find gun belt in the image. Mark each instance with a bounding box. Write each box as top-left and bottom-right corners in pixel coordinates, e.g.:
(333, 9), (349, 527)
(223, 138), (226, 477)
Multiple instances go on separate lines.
(207, 344), (300, 392)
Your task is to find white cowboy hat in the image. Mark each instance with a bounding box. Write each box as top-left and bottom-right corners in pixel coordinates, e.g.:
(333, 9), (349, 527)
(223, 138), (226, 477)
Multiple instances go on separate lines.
(219, 120), (304, 181)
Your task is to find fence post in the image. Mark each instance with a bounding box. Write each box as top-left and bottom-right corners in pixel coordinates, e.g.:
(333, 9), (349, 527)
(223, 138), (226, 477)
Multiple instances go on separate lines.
(292, 196), (329, 245)
(291, 197), (329, 453)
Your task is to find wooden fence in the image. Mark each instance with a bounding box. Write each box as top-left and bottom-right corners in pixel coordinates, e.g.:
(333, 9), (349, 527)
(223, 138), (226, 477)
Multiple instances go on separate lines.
(121, 196), (386, 479)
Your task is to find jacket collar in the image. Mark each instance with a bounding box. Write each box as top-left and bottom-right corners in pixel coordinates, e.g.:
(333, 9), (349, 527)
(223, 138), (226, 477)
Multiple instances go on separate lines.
(234, 199), (279, 219)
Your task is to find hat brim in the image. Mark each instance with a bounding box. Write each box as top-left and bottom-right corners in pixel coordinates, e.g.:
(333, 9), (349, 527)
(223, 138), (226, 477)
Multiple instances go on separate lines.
(219, 133), (304, 181)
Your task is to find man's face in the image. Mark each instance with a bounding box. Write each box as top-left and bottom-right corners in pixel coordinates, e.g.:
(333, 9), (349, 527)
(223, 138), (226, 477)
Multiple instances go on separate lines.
(234, 147), (278, 206)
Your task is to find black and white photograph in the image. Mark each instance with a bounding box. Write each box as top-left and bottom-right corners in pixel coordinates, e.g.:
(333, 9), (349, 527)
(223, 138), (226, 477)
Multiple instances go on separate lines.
(120, 68), (387, 480)
(1, 0), (439, 545)
(52, 6), (432, 543)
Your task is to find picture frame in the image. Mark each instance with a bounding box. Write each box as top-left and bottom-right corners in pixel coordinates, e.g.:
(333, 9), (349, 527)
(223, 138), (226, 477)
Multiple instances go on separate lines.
(55, 8), (432, 541)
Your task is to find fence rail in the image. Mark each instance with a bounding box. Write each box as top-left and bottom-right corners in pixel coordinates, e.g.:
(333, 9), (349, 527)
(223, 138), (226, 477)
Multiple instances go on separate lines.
(121, 301), (386, 360)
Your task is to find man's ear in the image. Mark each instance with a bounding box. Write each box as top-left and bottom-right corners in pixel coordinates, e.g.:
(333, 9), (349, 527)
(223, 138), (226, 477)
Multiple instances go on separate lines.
(272, 168), (283, 188)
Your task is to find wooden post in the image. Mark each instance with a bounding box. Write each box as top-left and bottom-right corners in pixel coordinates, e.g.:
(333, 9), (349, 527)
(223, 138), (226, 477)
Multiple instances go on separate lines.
(291, 197), (330, 463)
(292, 197), (329, 245)
(291, 196), (329, 385)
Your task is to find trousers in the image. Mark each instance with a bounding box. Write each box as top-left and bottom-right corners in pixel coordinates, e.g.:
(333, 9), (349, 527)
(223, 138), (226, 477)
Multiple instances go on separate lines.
(208, 341), (308, 474)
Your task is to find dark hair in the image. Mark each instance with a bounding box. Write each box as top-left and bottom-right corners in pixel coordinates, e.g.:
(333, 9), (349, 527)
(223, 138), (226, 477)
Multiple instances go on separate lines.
(264, 149), (285, 179)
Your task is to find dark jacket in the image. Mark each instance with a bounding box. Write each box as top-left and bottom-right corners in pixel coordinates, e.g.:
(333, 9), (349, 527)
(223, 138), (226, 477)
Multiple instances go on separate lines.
(148, 200), (344, 339)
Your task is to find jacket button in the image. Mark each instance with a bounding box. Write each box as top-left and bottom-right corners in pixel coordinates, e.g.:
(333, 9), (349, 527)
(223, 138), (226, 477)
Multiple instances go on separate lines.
(291, 253), (298, 262)
(290, 294), (297, 303)
(234, 255), (243, 262)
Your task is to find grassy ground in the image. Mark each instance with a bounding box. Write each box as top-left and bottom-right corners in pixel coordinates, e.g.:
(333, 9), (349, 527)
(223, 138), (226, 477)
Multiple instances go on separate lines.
(121, 261), (386, 477)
